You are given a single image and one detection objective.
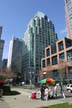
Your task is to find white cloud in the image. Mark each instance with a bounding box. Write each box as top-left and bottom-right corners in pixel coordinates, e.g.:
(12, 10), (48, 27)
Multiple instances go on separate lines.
(60, 28), (66, 34)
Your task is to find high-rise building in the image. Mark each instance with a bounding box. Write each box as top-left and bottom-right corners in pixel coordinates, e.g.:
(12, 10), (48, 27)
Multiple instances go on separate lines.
(0, 26), (2, 39)
(0, 26), (4, 69)
(7, 37), (23, 74)
(65, 0), (72, 39)
(22, 11), (58, 84)
(0, 40), (4, 69)
(2, 59), (7, 69)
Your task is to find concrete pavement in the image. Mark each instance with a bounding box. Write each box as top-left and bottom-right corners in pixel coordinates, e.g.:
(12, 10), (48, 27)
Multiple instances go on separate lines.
(0, 87), (72, 108)
(0, 98), (10, 108)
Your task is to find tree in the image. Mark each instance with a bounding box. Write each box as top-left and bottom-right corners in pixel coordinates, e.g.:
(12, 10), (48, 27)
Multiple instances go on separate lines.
(58, 59), (67, 83)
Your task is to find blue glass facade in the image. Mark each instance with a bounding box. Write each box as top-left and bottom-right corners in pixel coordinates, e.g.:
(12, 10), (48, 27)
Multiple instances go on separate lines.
(23, 12), (58, 83)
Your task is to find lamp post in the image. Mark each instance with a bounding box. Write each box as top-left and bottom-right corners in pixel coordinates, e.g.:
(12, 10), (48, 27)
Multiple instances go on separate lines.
(29, 71), (32, 85)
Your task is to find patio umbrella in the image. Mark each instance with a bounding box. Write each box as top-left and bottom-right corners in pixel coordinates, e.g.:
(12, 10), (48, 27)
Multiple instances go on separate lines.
(46, 78), (55, 83)
(40, 79), (46, 84)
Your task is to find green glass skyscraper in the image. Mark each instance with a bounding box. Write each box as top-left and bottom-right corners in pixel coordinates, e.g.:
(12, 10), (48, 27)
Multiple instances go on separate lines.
(22, 11), (58, 84)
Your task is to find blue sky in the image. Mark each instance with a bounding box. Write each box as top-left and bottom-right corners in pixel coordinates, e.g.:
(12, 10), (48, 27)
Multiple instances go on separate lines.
(0, 0), (66, 59)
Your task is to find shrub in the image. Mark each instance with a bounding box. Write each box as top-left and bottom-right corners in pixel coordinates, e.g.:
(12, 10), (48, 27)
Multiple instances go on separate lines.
(3, 85), (11, 95)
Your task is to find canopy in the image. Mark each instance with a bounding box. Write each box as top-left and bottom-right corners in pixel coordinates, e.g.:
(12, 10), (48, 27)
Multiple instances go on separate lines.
(40, 78), (55, 84)
(40, 79), (46, 84)
(46, 78), (55, 83)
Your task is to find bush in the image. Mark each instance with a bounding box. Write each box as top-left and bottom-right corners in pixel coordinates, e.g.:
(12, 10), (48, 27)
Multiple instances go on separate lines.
(2, 85), (20, 96)
(3, 85), (11, 95)
(9, 91), (20, 95)
(3, 90), (20, 96)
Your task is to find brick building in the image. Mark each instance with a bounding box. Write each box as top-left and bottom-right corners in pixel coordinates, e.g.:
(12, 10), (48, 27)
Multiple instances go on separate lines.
(40, 37), (72, 82)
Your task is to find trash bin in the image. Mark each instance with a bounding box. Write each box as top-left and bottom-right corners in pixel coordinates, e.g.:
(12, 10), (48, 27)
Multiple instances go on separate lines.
(36, 91), (41, 99)
(31, 92), (36, 99)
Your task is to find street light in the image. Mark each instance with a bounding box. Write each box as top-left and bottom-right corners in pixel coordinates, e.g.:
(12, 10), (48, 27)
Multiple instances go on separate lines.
(29, 71), (32, 85)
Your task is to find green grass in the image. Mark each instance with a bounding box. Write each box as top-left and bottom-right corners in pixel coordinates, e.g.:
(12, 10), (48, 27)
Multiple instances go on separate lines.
(41, 103), (72, 108)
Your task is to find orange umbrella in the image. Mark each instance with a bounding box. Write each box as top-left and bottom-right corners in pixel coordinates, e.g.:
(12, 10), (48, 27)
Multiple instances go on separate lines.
(46, 78), (55, 83)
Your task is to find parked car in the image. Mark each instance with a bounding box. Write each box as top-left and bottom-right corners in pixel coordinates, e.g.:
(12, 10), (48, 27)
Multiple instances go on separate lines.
(66, 84), (72, 93)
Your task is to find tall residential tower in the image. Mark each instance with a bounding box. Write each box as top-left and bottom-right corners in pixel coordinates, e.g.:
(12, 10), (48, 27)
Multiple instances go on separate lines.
(65, 0), (72, 38)
(22, 12), (58, 83)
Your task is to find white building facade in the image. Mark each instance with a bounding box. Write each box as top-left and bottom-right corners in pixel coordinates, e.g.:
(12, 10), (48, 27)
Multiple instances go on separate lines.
(7, 37), (23, 74)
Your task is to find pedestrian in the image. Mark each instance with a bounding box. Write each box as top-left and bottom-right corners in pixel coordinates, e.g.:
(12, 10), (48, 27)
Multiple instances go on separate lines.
(60, 83), (65, 98)
(49, 86), (53, 99)
(53, 84), (57, 98)
(40, 85), (45, 100)
(44, 86), (49, 101)
(36, 89), (41, 99)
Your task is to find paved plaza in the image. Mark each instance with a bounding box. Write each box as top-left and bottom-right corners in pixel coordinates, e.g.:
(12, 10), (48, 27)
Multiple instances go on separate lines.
(0, 87), (72, 108)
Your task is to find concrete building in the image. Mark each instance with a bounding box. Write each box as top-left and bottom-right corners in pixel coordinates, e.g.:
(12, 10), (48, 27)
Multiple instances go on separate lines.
(65, 0), (72, 38)
(7, 37), (23, 74)
(0, 26), (4, 69)
(0, 26), (2, 39)
(41, 37), (72, 82)
(22, 11), (58, 84)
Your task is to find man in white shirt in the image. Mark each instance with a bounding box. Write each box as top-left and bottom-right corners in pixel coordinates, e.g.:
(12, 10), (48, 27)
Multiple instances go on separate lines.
(44, 87), (48, 101)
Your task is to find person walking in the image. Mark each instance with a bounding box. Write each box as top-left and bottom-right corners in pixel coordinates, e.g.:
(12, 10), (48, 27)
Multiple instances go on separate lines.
(44, 86), (49, 101)
(40, 85), (45, 100)
(60, 83), (65, 98)
(53, 84), (57, 98)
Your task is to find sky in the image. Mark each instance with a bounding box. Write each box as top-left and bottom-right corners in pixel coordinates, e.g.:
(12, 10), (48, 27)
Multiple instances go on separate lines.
(0, 0), (66, 59)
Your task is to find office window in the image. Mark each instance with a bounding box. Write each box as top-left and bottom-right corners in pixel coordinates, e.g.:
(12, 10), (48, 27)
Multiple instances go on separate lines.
(51, 45), (57, 54)
(58, 41), (64, 51)
(66, 39), (72, 48)
(42, 60), (45, 67)
(67, 50), (72, 61)
(52, 56), (57, 65)
(47, 58), (50, 66)
(59, 53), (65, 60)
(46, 48), (50, 56)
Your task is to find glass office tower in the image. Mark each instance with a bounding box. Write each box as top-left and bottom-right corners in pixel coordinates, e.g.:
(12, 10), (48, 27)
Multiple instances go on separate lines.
(0, 26), (4, 69)
(7, 37), (23, 74)
(23, 11), (58, 84)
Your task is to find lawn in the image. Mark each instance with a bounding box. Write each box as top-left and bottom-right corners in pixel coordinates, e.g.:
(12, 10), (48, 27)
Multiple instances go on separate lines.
(41, 103), (72, 108)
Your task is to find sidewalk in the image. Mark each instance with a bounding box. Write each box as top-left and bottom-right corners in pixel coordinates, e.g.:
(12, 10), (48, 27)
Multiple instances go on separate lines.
(0, 98), (10, 108)
(2, 87), (72, 108)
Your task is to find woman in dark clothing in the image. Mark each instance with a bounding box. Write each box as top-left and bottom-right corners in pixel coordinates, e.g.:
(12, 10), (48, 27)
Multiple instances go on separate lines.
(40, 85), (45, 100)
